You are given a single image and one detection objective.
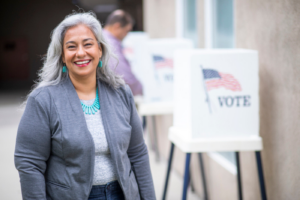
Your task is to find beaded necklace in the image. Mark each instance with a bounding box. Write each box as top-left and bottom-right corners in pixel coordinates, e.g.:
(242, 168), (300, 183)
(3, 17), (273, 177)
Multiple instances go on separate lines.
(80, 88), (100, 115)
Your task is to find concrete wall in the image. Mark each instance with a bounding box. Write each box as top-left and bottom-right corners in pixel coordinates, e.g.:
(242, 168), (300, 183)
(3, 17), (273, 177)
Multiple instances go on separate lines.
(235, 1), (300, 199)
(196, 0), (205, 48)
(143, 0), (205, 45)
(143, 0), (176, 38)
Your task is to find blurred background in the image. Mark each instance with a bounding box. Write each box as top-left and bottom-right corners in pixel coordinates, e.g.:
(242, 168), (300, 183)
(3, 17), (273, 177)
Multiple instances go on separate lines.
(1, 0), (300, 200)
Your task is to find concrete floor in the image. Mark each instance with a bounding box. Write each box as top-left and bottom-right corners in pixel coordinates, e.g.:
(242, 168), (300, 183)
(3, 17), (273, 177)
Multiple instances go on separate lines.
(0, 91), (199, 200)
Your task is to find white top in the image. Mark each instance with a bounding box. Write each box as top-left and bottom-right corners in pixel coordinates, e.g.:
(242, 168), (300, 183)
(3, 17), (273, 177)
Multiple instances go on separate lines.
(81, 99), (117, 185)
(168, 126), (263, 153)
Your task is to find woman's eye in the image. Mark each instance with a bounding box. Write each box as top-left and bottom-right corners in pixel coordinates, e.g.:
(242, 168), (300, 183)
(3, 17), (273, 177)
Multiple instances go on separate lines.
(67, 46), (76, 49)
(85, 43), (92, 46)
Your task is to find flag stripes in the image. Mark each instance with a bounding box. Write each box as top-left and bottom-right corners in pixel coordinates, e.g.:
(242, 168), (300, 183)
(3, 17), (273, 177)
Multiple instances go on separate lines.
(153, 55), (173, 69)
(205, 72), (242, 91)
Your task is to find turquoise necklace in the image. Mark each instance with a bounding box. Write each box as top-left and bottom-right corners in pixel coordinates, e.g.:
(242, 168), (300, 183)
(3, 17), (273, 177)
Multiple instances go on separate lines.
(80, 88), (100, 115)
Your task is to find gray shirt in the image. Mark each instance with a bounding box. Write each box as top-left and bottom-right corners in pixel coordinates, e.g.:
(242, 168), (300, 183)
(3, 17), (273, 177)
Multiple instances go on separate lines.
(81, 99), (117, 185)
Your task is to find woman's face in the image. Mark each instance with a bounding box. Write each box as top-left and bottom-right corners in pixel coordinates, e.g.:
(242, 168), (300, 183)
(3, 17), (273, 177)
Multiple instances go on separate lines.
(62, 24), (102, 79)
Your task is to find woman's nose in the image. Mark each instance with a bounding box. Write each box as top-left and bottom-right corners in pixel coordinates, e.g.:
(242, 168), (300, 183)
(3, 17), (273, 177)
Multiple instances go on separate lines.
(76, 45), (86, 57)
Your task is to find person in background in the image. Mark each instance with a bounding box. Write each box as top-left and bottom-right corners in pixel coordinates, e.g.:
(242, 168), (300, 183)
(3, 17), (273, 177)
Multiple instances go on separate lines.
(103, 10), (143, 96)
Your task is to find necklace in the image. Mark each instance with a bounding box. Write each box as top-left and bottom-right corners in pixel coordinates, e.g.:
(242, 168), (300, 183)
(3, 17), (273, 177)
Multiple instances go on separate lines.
(80, 88), (100, 115)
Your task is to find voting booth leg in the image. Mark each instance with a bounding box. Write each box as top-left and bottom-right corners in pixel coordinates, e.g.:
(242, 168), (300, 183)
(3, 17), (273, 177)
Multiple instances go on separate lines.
(162, 143), (175, 200)
(182, 153), (191, 200)
(198, 153), (209, 200)
(151, 116), (160, 162)
(235, 152), (243, 200)
(255, 151), (267, 200)
(189, 172), (195, 192)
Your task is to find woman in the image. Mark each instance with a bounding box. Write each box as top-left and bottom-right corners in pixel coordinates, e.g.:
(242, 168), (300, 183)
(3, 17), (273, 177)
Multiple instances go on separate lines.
(14, 12), (155, 200)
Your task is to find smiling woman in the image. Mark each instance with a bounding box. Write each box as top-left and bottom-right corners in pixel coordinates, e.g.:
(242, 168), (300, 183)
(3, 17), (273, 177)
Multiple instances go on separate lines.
(62, 24), (103, 99)
(14, 12), (156, 200)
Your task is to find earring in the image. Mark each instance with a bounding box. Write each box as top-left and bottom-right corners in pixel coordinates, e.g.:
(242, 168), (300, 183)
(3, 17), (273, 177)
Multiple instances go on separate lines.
(98, 60), (102, 68)
(62, 64), (67, 73)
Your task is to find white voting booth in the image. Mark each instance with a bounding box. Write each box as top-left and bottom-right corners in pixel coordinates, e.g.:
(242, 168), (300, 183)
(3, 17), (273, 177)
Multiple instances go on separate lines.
(137, 38), (193, 116)
(122, 34), (193, 105)
(123, 33), (193, 103)
(123, 35), (193, 162)
(142, 38), (193, 103)
(163, 49), (267, 200)
(170, 49), (262, 151)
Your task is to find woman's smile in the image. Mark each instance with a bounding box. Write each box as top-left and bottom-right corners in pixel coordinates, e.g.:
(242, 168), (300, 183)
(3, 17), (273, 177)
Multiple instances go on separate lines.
(74, 59), (92, 67)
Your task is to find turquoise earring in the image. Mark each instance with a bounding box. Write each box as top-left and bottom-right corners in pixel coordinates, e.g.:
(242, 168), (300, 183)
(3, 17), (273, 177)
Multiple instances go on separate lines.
(62, 65), (67, 73)
(98, 60), (102, 68)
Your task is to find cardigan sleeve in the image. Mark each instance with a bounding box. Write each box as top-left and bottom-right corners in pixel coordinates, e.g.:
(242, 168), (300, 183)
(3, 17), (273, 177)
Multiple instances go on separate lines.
(125, 86), (156, 200)
(14, 93), (51, 200)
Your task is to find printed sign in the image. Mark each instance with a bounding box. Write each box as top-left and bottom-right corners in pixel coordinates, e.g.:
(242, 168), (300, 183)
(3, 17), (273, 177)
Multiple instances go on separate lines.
(152, 55), (174, 83)
(201, 67), (244, 113)
(173, 49), (259, 139)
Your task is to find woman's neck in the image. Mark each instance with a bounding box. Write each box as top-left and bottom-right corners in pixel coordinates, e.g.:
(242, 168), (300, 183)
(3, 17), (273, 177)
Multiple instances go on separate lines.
(69, 74), (97, 100)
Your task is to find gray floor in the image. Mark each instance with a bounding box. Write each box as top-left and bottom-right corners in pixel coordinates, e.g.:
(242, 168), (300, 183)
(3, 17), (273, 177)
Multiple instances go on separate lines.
(0, 91), (199, 200)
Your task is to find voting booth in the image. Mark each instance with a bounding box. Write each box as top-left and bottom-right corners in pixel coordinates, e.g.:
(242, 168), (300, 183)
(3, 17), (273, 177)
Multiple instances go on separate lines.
(129, 38), (193, 161)
(173, 49), (259, 139)
(122, 32), (149, 90)
(123, 34), (193, 103)
(142, 38), (193, 103)
(163, 49), (267, 200)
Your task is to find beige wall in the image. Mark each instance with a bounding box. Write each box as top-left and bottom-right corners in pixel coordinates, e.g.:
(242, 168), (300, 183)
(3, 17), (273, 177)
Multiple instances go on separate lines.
(235, 1), (300, 199)
(143, 0), (205, 45)
(196, 0), (205, 48)
(143, 0), (176, 38)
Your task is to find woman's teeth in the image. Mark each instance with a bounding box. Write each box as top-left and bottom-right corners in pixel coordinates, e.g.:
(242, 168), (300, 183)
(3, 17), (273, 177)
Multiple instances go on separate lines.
(75, 60), (90, 64)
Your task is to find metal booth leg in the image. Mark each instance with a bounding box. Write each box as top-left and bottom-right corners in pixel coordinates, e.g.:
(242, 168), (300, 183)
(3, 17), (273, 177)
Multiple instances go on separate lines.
(189, 171), (195, 192)
(255, 151), (267, 200)
(235, 152), (243, 200)
(182, 153), (191, 200)
(198, 153), (209, 200)
(151, 116), (160, 162)
(162, 143), (175, 200)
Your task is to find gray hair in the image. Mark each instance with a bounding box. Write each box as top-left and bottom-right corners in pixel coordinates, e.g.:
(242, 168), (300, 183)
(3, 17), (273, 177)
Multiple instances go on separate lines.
(26, 12), (124, 103)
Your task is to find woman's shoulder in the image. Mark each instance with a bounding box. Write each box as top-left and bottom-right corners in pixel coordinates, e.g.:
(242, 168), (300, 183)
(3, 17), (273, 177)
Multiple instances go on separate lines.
(30, 84), (59, 97)
(28, 84), (60, 105)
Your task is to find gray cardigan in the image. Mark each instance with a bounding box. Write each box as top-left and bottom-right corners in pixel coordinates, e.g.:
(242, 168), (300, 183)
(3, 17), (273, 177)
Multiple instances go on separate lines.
(14, 77), (156, 200)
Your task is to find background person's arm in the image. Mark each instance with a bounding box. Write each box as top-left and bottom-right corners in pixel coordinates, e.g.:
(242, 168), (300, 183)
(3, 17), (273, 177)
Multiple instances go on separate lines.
(115, 53), (143, 96)
(15, 93), (51, 200)
(109, 44), (143, 96)
(125, 85), (156, 199)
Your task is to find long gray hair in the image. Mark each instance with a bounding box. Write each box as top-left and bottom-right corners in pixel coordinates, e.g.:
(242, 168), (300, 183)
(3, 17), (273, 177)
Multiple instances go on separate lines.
(26, 12), (124, 102)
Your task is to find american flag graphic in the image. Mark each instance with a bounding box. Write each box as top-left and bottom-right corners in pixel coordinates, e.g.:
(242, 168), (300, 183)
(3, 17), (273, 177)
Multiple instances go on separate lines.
(153, 55), (173, 69)
(203, 69), (242, 91)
